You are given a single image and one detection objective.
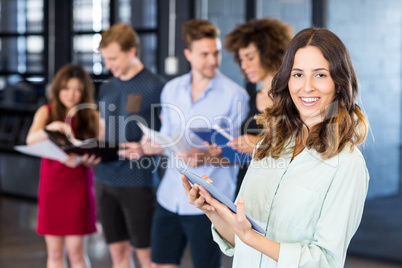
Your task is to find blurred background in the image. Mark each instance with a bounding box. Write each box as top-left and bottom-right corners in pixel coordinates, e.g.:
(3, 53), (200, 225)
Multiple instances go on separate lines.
(0, 0), (401, 267)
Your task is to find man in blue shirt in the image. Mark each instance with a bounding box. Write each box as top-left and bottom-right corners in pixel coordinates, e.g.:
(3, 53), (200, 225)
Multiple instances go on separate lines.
(142, 19), (249, 268)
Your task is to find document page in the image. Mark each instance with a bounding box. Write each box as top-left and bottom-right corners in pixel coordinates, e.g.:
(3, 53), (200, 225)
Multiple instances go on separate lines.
(15, 139), (69, 161)
(137, 121), (187, 156)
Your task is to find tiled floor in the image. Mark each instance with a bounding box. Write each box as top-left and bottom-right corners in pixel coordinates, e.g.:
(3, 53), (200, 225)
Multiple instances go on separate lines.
(0, 195), (401, 268)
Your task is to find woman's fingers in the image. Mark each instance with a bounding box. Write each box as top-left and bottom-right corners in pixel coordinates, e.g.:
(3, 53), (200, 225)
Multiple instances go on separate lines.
(198, 185), (224, 211)
(201, 175), (213, 183)
(191, 184), (208, 207)
(181, 174), (192, 194)
(182, 175), (203, 206)
(236, 197), (246, 221)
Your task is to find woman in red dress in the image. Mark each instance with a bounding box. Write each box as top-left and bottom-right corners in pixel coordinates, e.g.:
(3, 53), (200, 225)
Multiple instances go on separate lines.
(26, 64), (99, 268)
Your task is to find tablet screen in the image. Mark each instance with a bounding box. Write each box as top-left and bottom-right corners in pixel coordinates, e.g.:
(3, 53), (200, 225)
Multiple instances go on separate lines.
(177, 167), (266, 234)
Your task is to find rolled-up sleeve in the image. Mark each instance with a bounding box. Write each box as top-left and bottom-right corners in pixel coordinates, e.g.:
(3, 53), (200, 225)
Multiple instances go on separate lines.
(211, 225), (235, 256)
(277, 243), (301, 268)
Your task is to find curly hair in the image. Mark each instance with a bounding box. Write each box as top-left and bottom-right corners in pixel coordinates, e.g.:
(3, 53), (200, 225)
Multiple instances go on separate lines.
(49, 64), (98, 140)
(254, 27), (369, 160)
(182, 19), (220, 49)
(225, 18), (293, 74)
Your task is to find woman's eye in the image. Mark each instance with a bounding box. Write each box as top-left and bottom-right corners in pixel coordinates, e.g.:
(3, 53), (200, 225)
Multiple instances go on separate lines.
(293, 73), (302, 78)
(317, 73), (326, 78)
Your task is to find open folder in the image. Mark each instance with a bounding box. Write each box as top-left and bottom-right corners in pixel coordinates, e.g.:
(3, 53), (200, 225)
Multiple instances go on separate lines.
(44, 130), (119, 162)
(177, 167), (266, 234)
(15, 130), (119, 162)
(190, 125), (252, 164)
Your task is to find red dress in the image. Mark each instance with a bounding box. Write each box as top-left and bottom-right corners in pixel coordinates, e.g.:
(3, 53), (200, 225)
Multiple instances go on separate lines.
(37, 107), (97, 235)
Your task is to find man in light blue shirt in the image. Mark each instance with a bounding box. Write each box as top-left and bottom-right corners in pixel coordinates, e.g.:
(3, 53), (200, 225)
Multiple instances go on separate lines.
(143, 19), (249, 268)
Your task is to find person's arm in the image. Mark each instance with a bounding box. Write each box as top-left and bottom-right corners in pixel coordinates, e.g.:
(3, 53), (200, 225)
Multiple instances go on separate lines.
(181, 174), (235, 244)
(26, 106), (49, 145)
(201, 86), (251, 163)
(61, 153), (82, 168)
(182, 173), (280, 258)
(228, 134), (260, 154)
(26, 105), (73, 145)
(176, 146), (232, 167)
(118, 141), (144, 160)
(202, 142), (232, 166)
(140, 135), (164, 156)
(26, 105), (82, 168)
(176, 148), (208, 167)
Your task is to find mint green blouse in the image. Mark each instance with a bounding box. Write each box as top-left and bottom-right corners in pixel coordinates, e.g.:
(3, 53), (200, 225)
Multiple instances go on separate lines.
(212, 141), (369, 268)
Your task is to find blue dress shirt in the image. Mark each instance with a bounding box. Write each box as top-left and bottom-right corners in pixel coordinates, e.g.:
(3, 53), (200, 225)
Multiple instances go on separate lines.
(157, 70), (250, 215)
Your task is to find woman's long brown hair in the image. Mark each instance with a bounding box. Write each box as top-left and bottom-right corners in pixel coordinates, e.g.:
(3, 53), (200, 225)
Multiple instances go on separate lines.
(49, 64), (98, 140)
(255, 28), (369, 160)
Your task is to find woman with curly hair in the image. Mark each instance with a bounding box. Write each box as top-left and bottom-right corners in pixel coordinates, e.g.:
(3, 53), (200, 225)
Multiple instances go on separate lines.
(208, 18), (293, 194)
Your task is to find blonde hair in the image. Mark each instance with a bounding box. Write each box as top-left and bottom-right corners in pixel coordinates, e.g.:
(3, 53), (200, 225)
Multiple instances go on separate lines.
(99, 23), (141, 56)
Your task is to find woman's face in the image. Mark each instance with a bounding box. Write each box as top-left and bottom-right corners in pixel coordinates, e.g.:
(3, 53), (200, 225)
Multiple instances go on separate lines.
(238, 43), (268, 83)
(58, 77), (83, 109)
(288, 46), (336, 126)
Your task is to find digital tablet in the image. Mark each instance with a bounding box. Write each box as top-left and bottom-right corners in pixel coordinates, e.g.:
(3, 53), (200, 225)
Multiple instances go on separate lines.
(177, 167), (266, 234)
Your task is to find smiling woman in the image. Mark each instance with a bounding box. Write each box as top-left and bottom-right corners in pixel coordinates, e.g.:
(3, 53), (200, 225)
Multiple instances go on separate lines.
(257, 27), (368, 160)
(216, 18), (294, 196)
(288, 46), (336, 126)
(182, 27), (370, 268)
